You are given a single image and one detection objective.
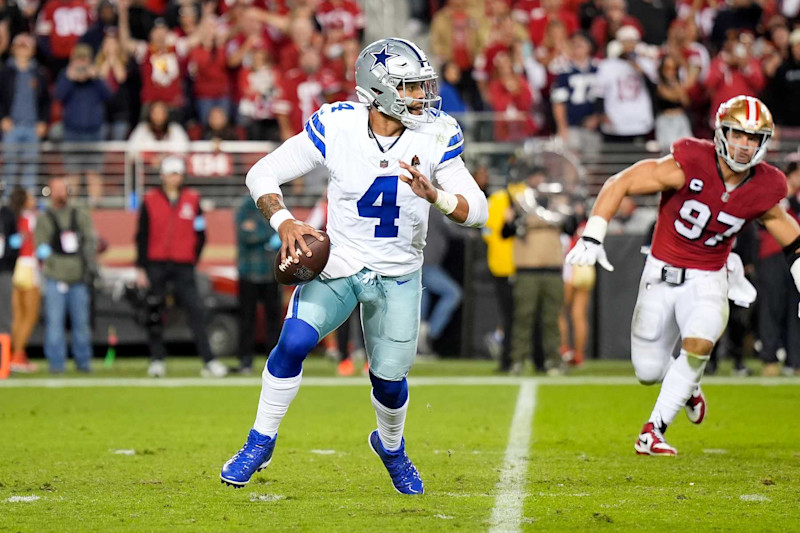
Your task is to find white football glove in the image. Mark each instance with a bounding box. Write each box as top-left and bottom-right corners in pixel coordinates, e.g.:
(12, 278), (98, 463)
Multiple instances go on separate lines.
(566, 237), (615, 272)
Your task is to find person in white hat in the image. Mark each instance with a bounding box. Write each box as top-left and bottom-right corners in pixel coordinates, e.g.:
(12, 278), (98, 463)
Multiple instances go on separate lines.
(134, 155), (228, 378)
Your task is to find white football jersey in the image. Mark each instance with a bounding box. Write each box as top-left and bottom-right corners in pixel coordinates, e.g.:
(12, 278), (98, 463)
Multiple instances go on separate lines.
(247, 101), (485, 277)
(591, 57), (656, 136)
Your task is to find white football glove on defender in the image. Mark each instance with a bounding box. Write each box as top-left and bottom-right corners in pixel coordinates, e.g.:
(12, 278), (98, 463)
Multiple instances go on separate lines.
(565, 216), (615, 272)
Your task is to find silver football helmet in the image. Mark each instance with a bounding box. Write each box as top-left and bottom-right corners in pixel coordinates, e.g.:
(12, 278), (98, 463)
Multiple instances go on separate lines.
(355, 38), (441, 129)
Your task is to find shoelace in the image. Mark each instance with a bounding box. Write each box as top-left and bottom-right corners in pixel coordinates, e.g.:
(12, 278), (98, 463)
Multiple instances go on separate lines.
(386, 454), (419, 483)
(231, 439), (267, 466)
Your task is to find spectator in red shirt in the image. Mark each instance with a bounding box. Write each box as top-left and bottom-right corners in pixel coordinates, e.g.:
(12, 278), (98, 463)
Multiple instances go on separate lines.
(589, 0), (644, 56)
(527, 0), (579, 47)
(273, 46), (324, 140)
(316, 0), (364, 41)
(236, 47), (282, 141)
(488, 50), (537, 141)
(226, 7), (268, 68)
(119, 0), (204, 115)
(430, 0), (480, 71)
(276, 16), (321, 73)
(188, 15), (231, 125)
(35, 0), (93, 72)
(705, 34), (765, 126)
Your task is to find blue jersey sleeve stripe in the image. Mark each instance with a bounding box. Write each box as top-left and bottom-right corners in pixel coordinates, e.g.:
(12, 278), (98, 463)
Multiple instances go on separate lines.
(439, 143), (464, 164)
(448, 131), (463, 147)
(311, 112), (325, 137)
(305, 122), (326, 158)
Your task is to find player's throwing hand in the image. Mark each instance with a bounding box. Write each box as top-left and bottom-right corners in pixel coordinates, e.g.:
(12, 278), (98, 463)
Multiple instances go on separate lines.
(277, 219), (325, 264)
(399, 160), (437, 203)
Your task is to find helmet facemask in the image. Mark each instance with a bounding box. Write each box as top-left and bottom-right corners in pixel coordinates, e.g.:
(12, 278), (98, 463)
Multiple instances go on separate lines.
(714, 125), (772, 173)
(355, 38), (443, 129)
(713, 95), (774, 173)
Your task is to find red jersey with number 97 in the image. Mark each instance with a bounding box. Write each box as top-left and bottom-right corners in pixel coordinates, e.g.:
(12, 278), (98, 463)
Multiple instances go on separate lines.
(650, 138), (787, 270)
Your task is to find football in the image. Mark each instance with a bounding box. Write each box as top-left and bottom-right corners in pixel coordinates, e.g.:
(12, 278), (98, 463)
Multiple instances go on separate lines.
(274, 232), (330, 285)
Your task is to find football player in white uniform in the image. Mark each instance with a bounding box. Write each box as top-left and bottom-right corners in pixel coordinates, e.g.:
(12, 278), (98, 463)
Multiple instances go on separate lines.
(220, 38), (488, 494)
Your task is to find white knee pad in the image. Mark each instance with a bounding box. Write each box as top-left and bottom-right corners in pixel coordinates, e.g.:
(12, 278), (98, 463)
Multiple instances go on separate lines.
(631, 302), (676, 385)
(633, 360), (670, 385)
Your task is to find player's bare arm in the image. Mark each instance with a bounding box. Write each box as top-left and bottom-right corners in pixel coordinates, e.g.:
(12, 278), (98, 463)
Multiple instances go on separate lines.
(398, 161), (470, 224)
(591, 155), (686, 220)
(256, 193), (324, 263)
(761, 203), (800, 294)
(566, 155), (685, 271)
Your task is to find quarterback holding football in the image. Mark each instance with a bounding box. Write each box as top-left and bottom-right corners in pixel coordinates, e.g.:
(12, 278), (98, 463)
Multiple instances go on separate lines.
(567, 95), (800, 455)
(220, 38), (488, 493)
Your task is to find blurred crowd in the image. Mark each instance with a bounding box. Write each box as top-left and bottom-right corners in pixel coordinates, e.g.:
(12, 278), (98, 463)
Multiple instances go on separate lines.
(425, 0), (800, 148)
(0, 0), (366, 199)
(0, 0), (798, 153)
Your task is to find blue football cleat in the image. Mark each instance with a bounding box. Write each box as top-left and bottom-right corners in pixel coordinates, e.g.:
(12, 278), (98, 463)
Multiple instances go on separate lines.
(368, 430), (424, 495)
(220, 429), (277, 488)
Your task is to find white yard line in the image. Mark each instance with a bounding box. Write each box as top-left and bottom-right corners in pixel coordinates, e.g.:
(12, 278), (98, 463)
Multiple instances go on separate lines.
(1, 375), (800, 388)
(489, 380), (538, 533)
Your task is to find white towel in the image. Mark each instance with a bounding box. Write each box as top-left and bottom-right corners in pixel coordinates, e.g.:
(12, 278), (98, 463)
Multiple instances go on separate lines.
(726, 252), (757, 308)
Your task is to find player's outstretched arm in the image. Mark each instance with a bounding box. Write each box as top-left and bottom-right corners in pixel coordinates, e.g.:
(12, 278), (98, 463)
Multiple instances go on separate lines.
(566, 156), (685, 271)
(761, 204), (800, 300)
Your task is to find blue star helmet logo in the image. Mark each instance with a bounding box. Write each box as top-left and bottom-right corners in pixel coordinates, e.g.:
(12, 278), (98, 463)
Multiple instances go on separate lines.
(370, 45), (398, 71)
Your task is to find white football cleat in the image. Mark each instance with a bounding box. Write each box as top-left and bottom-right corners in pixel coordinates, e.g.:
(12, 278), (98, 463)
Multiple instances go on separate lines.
(147, 359), (166, 378)
(684, 386), (706, 424)
(635, 422), (678, 456)
(201, 359), (228, 378)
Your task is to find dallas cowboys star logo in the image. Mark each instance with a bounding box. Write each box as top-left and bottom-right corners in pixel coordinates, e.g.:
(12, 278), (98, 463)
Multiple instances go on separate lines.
(370, 45), (398, 70)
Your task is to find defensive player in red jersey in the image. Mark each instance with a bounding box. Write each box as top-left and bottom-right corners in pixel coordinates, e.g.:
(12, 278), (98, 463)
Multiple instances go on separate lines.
(566, 95), (800, 456)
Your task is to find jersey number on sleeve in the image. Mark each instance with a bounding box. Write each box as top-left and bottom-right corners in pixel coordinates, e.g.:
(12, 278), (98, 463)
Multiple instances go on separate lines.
(357, 176), (400, 238)
(674, 199), (745, 246)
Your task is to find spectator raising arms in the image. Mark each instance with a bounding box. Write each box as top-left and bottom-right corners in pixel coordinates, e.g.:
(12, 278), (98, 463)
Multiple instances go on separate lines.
(188, 15), (231, 125)
(118, 0), (206, 114)
(654, 55), (692, 151)
(237, 47), (282, 141)
(591, 26), (657, 142)
(488, 50), (537, 141)
(705, 34), (765, 127)
(273, 46), (325, 141)
(95, 30), (135, 140)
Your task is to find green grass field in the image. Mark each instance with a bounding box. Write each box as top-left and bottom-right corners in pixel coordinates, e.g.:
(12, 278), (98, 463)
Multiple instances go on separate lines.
(2, 358), (800, 532)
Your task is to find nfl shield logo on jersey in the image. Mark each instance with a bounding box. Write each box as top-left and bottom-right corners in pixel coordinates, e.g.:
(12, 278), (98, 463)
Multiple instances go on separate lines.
(380, 160), (388, 168)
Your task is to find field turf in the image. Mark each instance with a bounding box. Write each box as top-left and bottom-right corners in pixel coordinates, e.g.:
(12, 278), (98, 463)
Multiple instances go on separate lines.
(1, 358), (799, 532)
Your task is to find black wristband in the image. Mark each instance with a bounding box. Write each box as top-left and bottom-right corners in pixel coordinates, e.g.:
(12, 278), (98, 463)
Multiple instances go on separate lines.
(784, 235), (800, 264)
(583, 236), (601, 245)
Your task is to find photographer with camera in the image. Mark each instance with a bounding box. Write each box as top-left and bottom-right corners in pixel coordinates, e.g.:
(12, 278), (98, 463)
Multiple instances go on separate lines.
(502, 167), (571, 375)
(34, 178), (97, 373)
(54, 43), (113, 205)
